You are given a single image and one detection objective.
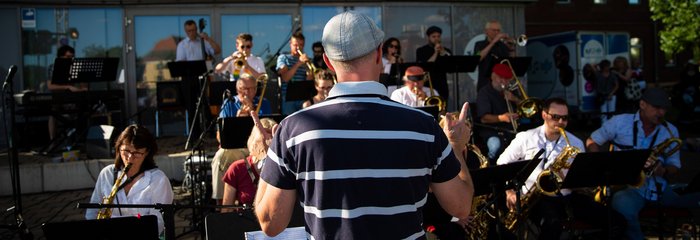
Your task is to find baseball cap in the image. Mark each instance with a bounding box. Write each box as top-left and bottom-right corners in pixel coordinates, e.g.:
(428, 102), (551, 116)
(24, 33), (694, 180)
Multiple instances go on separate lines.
(492, 63), (513, 79)
(404, 66), (425, 81)
(641, 88), (671, 109)
(322, 11), (385, 62)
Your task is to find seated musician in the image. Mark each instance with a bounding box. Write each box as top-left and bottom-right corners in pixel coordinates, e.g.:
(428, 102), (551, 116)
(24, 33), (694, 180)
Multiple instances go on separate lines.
(476, 63), (520, 162)
(586, 88), (700, 240)
(211, 75), (271, 205)
(390, 66), (438, 107)
(302, 69), (335, 108)
(46, 45), (87, 141)
(497, 97), (625, 239)
(221, 116), (277, 212)
(215, 33), (266, 81)
(86, 125), (174, 235)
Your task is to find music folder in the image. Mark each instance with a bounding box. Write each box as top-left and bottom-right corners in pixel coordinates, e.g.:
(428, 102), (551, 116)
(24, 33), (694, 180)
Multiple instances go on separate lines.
(502, 57), (532, 77)
(167, 60), (208, 78)
(52, 57), (120, 84)
(218, 114), (286, 149)
(561, 150), (650, 189)
(469, 159), (540, 196)
(42, 215), (158, 240)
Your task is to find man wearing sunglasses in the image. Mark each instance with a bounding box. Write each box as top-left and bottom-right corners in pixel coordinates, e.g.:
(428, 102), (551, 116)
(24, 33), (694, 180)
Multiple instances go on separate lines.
(216, 33), (265, 81)
(498, 97), (625, 239)
(390, 66), (439, 107)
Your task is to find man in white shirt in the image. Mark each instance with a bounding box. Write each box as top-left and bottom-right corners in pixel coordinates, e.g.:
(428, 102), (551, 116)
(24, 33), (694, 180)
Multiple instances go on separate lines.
(497, 97), (624, 239)
(215, 33), (266, 81)
(390, 66), (439, 107)
(176, 19), (221, 61)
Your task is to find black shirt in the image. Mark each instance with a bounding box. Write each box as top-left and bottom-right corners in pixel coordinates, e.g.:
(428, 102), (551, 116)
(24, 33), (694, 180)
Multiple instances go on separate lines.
(416, 44), (452, 101)
(476, 83), (512, 139)
(474, 40), (510, 91)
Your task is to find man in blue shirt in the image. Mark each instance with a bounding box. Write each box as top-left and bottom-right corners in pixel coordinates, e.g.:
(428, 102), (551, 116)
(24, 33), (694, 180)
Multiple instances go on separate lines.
(255, 12), (474, 239)
(586, 88), (697, 239)
(276, 32), (314, 115)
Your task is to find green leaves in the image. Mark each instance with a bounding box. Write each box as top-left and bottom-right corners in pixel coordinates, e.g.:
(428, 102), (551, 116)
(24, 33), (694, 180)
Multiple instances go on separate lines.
(650, 0), (700, 61)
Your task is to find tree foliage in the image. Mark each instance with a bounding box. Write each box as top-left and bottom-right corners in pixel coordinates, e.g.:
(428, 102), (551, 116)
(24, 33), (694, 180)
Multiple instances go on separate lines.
(649, 0), (700, 61)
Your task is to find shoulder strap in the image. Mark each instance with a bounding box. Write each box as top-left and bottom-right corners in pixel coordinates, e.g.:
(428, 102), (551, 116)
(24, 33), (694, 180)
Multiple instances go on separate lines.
(243, 157), (257, 185)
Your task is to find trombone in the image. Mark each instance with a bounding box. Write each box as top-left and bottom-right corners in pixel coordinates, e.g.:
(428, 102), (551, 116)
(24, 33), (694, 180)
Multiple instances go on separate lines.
(423, 72), (446, 112)
(500, 58), (543, 122)
(254, 74), (269, 114)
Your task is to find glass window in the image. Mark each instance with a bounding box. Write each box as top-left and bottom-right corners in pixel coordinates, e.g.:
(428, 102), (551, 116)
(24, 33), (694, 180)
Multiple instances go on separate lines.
(557, 0), (571, 3)
(383, 6), (450, 62)
(21, 8), (123, 92)
(594, 0), (607, 4)
(220, 14), (292, 74)
(629, 0), (639, 4)
(301, 6), (381, 56)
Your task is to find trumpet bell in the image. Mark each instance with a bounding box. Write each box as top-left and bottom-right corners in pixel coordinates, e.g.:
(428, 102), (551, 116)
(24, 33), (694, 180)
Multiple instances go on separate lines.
(516, 34), (528, 47)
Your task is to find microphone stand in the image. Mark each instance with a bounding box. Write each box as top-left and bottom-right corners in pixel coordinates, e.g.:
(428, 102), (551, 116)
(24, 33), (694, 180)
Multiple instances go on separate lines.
(1, 69), (32, 240)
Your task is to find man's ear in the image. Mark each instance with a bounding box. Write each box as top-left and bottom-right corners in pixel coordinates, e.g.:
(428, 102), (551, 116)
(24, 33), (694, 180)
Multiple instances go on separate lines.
(323, 54), (335, 73)
(376, 44), (383, 64)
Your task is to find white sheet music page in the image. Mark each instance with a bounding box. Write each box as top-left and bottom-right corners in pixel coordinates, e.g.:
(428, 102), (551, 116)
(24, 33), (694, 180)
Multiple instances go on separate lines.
(244, 226), (307, 240)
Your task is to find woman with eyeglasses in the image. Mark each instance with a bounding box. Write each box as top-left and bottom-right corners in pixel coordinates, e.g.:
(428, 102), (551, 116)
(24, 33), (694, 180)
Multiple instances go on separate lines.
(86, 124), (173, 235)
(302, 69), (336, 108)
(382, 37), (403, 75)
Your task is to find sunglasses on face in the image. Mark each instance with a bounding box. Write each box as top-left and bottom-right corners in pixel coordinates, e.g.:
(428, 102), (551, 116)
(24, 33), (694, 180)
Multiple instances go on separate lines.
(240, 45), (252, 49)
(547, 112), (569, 121)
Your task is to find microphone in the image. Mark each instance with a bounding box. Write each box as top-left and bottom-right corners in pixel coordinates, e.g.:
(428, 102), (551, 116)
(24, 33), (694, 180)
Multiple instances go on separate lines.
(198, 69), (215, 80)
(2, 65), (17, 91)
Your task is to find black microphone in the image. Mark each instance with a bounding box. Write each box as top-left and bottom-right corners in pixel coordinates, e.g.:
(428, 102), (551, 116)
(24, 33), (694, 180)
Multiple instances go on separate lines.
(198, 69), (215, 80)
(2, 65), (17, 91)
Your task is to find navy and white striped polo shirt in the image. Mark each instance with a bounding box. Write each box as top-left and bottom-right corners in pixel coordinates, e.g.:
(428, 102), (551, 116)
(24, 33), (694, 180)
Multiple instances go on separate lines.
(261, 81), (461, 239)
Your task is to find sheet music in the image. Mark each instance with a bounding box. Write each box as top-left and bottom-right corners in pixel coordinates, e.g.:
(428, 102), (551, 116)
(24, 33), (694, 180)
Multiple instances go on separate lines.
(244, 226), (307, 240)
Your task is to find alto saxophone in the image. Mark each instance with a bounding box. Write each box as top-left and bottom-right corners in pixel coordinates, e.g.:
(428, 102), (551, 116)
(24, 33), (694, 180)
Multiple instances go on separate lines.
(97, 163), (132, 219)
(466, 144), (493, 240)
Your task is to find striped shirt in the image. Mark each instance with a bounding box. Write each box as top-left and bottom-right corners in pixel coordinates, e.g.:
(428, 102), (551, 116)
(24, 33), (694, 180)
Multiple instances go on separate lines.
(261, 81), (461, 239)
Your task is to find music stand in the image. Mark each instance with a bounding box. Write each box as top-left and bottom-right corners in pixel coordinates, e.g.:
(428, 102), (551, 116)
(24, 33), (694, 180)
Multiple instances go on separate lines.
(284, 81), (315, 103)
(218, 114), (285, 149)
(42, 215), (159, 240)
(209, 81), (236, 108)
(436, 56), (479, 110)
(204, 203), (305, 240)
(561, 150), (650, 189)
(167, 60), (208, 79)
(502, 57), (532, 77)
(52, 57), (120, 84)
(470, 159), (540, 196)
(415, 105), (439, 121)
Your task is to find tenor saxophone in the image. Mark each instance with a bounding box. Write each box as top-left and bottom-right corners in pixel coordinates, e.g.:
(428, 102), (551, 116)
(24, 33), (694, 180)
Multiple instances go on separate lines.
(97, 163), (132, 219)
(466, 144), (492, 240)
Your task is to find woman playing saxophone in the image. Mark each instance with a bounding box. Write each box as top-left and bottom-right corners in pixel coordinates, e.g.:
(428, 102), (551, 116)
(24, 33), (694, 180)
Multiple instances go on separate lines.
(86, 125), (174, 235)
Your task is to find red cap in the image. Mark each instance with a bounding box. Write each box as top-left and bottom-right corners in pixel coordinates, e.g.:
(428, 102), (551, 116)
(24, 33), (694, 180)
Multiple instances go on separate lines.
(404, 66), (425, 81)
(492, 63), (513, 79)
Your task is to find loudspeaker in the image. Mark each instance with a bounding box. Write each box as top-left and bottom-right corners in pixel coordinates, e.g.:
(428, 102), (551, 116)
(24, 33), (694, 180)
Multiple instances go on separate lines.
(157, 81), (184, 109)
(85, 125), (115, 159)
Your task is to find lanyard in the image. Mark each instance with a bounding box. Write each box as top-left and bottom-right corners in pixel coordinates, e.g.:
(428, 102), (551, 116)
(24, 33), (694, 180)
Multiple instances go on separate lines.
(633, 121), (660, 150)
(244, 157), (258, 185)
(542, 134), (560, 169)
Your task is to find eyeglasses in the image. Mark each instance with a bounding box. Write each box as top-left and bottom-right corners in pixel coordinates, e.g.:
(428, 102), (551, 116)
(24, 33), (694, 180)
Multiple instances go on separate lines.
(240, 45), (252, 49)
(546, 112), (569, 121)
(120, 149), (146, 158)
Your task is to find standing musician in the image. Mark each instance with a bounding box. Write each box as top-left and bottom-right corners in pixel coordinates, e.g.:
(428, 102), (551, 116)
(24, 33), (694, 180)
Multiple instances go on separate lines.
(86, 125), (173, 235)
(390, 66), (438, 107)
(416, 26), (452, 102)
(215, 33), (266, 81)
(474, 20), (514, 91)
(276, 32), (314, 115)
(302, 69), (335, 108)
(255, 12), (473, 238)
(498, 98), (625, 239)
(586, 88), (698, 240)
(476, 63), (520, 162)
(46, 45), (87, 141)
(176, 19), (221, 61)
(311, 41), (328, 70)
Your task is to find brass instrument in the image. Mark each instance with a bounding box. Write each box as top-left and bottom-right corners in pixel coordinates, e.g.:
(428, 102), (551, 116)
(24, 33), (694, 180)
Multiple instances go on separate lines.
(254, 74), (269, 114)
(233, 52), (248, 69)
(633, 125), (682, 187)
(466, 143), (493, 240)
(503, 184), (541, 232)
(97, 163), (133, 219)
(501, 34), (528, 47)
(500, 59), (543, 119)
(296, 49), (319, 77)
(435, 39), (451, 56)
(423, 72), (446, 112)
(535, 127), (580, 196)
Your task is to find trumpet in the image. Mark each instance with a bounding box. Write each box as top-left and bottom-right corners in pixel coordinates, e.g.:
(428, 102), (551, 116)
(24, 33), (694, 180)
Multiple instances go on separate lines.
(632, 128), (682, 188)
(296, 49), (319, 77)
(500, 59), (543, 119)
(501, 34), (528, 47)
(435, 39), (451, 56)
(233, 52), (248, 69)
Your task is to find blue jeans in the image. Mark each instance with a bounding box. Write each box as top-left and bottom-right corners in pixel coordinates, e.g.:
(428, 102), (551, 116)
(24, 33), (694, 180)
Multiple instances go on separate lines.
(612, 186), (700, 239)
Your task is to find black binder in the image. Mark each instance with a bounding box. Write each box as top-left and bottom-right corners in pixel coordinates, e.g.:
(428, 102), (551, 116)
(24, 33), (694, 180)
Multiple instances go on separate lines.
(218, 115), (286, 149)
(166, 60), (208, 78)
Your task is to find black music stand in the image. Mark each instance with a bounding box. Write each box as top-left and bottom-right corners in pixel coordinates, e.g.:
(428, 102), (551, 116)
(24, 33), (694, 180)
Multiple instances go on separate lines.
(415, 105), (439, 120)
(502, 57), (532, 77)
(168, 60), (209, 138)
(437, 56), (479, 110)
(205, 204), (305, 240)
(561, 150), (649, 240)
(167, 60), (208, 79)
(42, 215), (159, 240)
(52, 57), (120, 84)
(218, 114), (285, 149)
(209, 81), (236, 108)
(284, 81), (315, 102)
